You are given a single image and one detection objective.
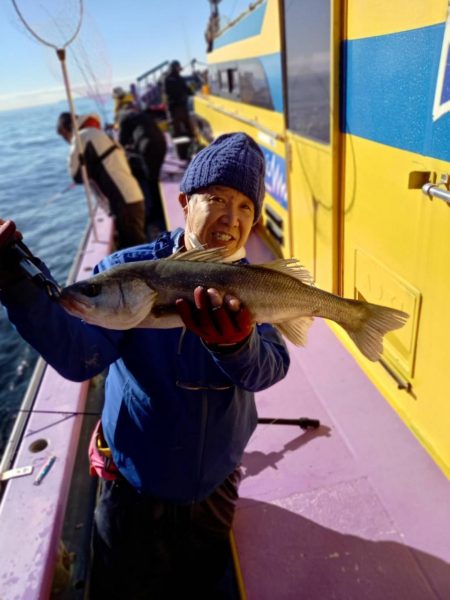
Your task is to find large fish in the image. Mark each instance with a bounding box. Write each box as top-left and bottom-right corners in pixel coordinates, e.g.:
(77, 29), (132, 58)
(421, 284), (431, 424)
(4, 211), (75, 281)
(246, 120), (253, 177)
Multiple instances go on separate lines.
(60, 247), (408, 361)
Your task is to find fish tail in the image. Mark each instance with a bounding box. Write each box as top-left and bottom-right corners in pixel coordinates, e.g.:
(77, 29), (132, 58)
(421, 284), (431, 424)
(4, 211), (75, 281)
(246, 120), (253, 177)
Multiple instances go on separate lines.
(341, 304), (409, 362)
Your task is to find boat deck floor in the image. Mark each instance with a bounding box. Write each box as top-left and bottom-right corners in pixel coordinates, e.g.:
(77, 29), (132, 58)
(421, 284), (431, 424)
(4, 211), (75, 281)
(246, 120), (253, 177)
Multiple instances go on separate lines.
(235, 323), (450, 600)
(160, 148), (450, 600)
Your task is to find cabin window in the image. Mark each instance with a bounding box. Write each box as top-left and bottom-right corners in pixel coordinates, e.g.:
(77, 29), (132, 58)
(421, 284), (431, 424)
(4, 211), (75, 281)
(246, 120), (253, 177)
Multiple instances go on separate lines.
(218, 70), (227, 91)
(239, 59), (273, 110)
(208, 66), (220, 95)
(207, 59), (274, 110)
(228, 68), (239, 94)
(282, 0), (331, 143)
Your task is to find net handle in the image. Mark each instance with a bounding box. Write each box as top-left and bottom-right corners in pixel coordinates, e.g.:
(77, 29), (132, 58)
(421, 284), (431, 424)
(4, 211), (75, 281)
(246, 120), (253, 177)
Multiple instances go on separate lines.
(57, 48), (98, 240)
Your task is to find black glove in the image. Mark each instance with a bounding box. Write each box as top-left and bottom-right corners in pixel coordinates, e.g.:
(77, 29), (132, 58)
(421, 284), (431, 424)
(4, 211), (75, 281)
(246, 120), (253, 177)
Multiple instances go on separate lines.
(0, 219), (59, 297)
(0, 220), (28, 290)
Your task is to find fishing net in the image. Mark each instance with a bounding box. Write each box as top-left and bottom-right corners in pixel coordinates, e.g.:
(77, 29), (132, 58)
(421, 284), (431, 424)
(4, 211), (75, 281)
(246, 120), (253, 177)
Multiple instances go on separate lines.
(10, 0), (83, 49)
(10, 0), (99, 237)
(68, 17), (113, 126)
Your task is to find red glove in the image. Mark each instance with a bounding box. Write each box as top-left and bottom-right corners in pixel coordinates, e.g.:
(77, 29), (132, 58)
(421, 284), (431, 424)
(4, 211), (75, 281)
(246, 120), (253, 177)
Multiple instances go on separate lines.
(176, 286), (253, 347)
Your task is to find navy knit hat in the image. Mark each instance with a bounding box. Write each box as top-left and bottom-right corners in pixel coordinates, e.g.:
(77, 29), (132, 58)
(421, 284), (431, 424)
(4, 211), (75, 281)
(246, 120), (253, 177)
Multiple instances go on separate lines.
(180, 132), (265, 222)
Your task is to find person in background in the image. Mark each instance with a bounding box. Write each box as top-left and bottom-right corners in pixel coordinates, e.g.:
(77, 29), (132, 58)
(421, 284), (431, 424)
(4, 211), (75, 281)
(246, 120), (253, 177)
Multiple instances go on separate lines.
(164, 59), (195, 139)
(117, 102), (168, 240)
(56, 112), (146, 249)
(112, 86), (135, 125)
(0, 133), (290, 599)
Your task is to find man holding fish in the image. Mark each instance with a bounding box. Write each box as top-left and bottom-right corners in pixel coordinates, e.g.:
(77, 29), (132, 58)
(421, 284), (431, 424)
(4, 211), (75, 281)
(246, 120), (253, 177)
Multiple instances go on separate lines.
(0, 133), (293, 598)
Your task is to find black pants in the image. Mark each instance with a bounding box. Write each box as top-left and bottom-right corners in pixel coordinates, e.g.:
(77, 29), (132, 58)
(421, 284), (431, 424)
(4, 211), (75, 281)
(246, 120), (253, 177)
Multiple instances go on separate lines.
(132, 138), (167, 238)
(142, 146), (167, 228)
(90, 469), (241, 599)
(113, 200), (146, 249)
(170, 105), (194, 139)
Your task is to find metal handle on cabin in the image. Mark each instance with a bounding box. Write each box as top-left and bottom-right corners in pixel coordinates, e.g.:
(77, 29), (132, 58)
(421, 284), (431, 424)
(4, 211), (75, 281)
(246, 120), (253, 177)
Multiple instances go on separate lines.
(422, 183), (450, 205)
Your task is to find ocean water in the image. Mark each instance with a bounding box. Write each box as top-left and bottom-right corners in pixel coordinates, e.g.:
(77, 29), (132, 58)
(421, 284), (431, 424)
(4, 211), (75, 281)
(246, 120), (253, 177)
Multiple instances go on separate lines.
(0, 97), (113, 457)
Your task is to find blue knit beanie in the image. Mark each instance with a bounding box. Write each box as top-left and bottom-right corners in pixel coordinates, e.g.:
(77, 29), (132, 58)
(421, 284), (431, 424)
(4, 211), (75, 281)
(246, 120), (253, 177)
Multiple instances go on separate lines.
(180, 132), (265, 222)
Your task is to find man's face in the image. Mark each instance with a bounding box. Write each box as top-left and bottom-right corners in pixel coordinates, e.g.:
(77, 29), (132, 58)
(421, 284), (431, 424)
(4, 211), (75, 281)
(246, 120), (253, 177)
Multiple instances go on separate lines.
(180, 185), (255, 257)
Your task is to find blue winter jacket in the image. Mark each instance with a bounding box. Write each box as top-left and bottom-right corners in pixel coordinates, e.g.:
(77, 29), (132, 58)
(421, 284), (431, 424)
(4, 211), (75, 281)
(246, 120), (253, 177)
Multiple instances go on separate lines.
(1, 229), (290, 503)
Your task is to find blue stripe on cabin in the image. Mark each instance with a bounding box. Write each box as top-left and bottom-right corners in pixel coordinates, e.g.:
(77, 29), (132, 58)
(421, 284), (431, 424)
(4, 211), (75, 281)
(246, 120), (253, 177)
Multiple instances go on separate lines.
(343, 23), (450, 162)
(214, 2), (267, 49)
(260, 53), (284, 113)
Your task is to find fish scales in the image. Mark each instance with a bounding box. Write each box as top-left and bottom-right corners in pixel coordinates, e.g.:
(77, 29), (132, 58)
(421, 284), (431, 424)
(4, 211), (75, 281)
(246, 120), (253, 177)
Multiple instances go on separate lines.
(146, 259), (314, 322)
(149, 259), (375, 329)
(59, 248), (409, 362)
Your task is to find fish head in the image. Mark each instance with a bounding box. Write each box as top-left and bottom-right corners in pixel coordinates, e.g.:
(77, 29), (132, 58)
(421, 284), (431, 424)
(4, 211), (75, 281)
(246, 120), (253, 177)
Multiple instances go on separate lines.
(59, 272), (156, 329)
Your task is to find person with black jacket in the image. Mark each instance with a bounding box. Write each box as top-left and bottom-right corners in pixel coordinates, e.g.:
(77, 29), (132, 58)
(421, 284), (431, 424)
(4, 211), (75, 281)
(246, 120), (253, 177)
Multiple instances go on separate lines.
(164, 60), (195, 138)
(118, 105), (167, 239)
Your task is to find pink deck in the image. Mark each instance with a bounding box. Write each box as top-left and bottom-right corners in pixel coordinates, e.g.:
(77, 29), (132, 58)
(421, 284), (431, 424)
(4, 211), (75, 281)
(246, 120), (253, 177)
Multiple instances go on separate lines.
(161, 170), (450, 599)
(0, 207), (114, 600)
(234, 322), (450, 599)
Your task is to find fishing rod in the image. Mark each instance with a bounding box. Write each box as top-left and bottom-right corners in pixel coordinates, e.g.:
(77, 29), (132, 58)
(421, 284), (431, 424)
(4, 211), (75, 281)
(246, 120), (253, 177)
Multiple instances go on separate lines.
(9, 239), (62, 300)
(14, 409), (100, 416)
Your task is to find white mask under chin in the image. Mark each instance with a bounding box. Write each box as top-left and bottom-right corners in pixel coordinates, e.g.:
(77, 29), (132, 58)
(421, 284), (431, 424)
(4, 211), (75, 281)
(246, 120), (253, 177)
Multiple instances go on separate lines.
(187, 232), (246, 263)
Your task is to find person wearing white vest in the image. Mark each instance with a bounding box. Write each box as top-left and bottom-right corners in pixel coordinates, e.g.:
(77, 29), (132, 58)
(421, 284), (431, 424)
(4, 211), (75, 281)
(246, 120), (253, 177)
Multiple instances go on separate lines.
(56, 112), (146, 249)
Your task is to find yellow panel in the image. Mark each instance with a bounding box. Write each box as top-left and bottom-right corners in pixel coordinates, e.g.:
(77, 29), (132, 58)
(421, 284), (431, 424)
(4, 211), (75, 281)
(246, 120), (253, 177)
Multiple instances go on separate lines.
(209, 0), (281, 62)
(346, 0), (446, 40)
(287, 133), (334, 290)
(341, 133), (450, 477)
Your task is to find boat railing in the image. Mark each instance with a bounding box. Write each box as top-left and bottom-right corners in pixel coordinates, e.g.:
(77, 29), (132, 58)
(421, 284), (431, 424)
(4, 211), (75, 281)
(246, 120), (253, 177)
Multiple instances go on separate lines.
(0, 208), (102, 483)
(0, 206), (114, 600)
(136, 60), (169, 85)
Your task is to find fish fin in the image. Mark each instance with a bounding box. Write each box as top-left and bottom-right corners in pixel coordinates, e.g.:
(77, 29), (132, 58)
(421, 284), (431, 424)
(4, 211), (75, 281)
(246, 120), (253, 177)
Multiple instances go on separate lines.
(259, 258), (314, 285)
(275, 316), (314, 346)
(170, 246), (227, 263)
(167, 247), (185, 259)
(341, 304), (409, 362)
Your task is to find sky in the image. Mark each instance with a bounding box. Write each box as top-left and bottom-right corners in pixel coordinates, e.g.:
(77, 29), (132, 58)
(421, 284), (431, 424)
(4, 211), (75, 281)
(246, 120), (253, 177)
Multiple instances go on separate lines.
(0, 0), (251, 112)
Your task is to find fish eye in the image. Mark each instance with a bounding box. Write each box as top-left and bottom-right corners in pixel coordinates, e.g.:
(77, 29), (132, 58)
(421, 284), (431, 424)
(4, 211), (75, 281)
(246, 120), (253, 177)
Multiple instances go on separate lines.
(80, 282), (101, 297)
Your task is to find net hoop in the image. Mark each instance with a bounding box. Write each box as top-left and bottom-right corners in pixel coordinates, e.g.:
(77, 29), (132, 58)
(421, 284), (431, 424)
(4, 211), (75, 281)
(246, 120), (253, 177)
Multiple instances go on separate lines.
(10, 0), (83, 50)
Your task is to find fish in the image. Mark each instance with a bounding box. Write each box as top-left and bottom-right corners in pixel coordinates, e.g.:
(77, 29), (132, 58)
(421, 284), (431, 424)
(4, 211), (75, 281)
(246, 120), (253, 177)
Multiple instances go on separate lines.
(59, 247), (409, 362)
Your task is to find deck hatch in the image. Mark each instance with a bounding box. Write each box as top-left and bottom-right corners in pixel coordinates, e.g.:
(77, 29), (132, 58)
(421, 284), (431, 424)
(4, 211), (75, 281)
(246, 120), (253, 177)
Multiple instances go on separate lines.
(354, 250), (421, 379)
